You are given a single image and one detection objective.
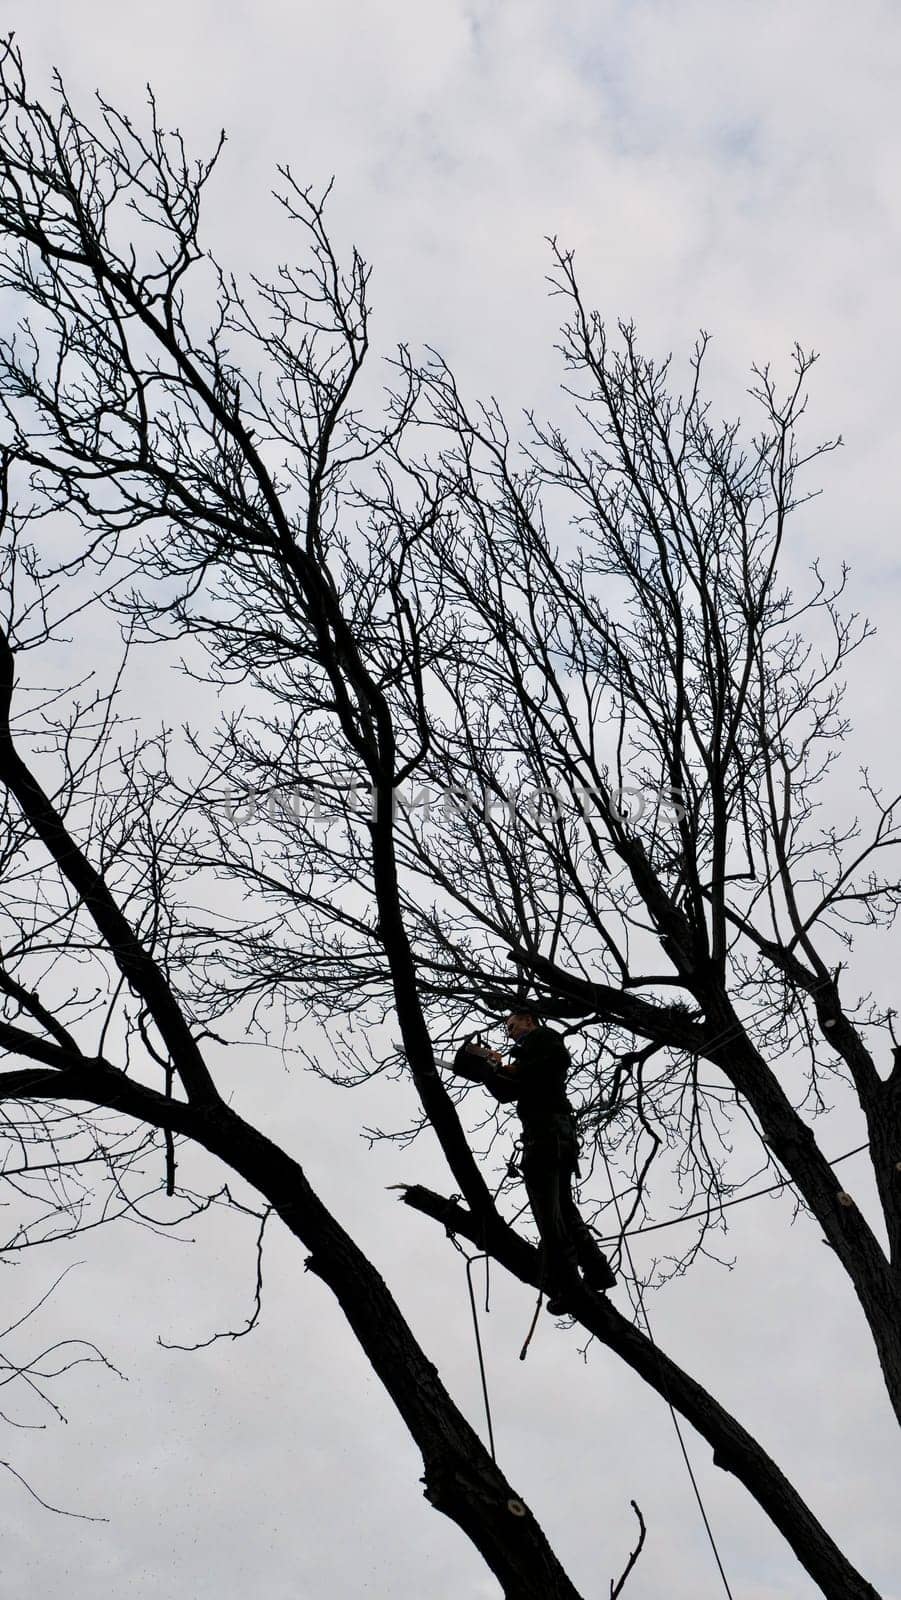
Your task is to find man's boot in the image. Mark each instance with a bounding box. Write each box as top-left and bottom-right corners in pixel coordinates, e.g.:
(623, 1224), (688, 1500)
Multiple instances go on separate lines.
(543, 1263), (579, 1316)
(545, 1291), (574, 1316)
(581, 1253), (617, 1291)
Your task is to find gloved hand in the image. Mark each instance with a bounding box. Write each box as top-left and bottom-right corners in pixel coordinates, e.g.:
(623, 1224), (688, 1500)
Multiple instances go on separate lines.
(465, 1042), (504, 1063)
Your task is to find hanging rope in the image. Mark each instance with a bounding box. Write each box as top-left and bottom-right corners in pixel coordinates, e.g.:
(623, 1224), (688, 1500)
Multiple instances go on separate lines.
(601, 1143), (736, 1600)
(464, 1252), (496, 1461)
(450, 1237), (497, 1462)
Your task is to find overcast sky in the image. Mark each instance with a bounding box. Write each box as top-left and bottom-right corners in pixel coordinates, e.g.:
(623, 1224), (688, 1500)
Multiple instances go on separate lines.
(3, 4), (901, 1598)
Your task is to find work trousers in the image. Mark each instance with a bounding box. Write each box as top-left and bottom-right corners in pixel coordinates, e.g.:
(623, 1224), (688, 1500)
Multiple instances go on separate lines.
(520, 1120), (613, 1294)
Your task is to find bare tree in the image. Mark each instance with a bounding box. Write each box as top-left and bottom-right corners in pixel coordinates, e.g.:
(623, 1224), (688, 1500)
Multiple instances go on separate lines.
(0, 37), (892, 1599)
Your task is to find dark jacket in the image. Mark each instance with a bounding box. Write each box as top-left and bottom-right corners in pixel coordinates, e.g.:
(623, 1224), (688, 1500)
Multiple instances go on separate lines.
(453, 1025), (574, 1140)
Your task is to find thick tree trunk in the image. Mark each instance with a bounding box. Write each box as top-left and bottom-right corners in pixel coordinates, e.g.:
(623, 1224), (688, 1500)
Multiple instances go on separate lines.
(0, 1062), (590, 1600)
(177, 1101), (598, 1599)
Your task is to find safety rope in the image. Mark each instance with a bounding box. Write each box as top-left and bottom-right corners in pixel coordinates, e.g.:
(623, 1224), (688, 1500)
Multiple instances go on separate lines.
(463, 1250), (497, 1462)
(601, 1142), (736, 1600)
(445, 1213), (497, 1460)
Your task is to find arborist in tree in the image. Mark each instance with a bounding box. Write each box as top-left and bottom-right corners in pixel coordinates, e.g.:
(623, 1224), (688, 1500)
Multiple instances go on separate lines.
(451, 1006), (616, 1315)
